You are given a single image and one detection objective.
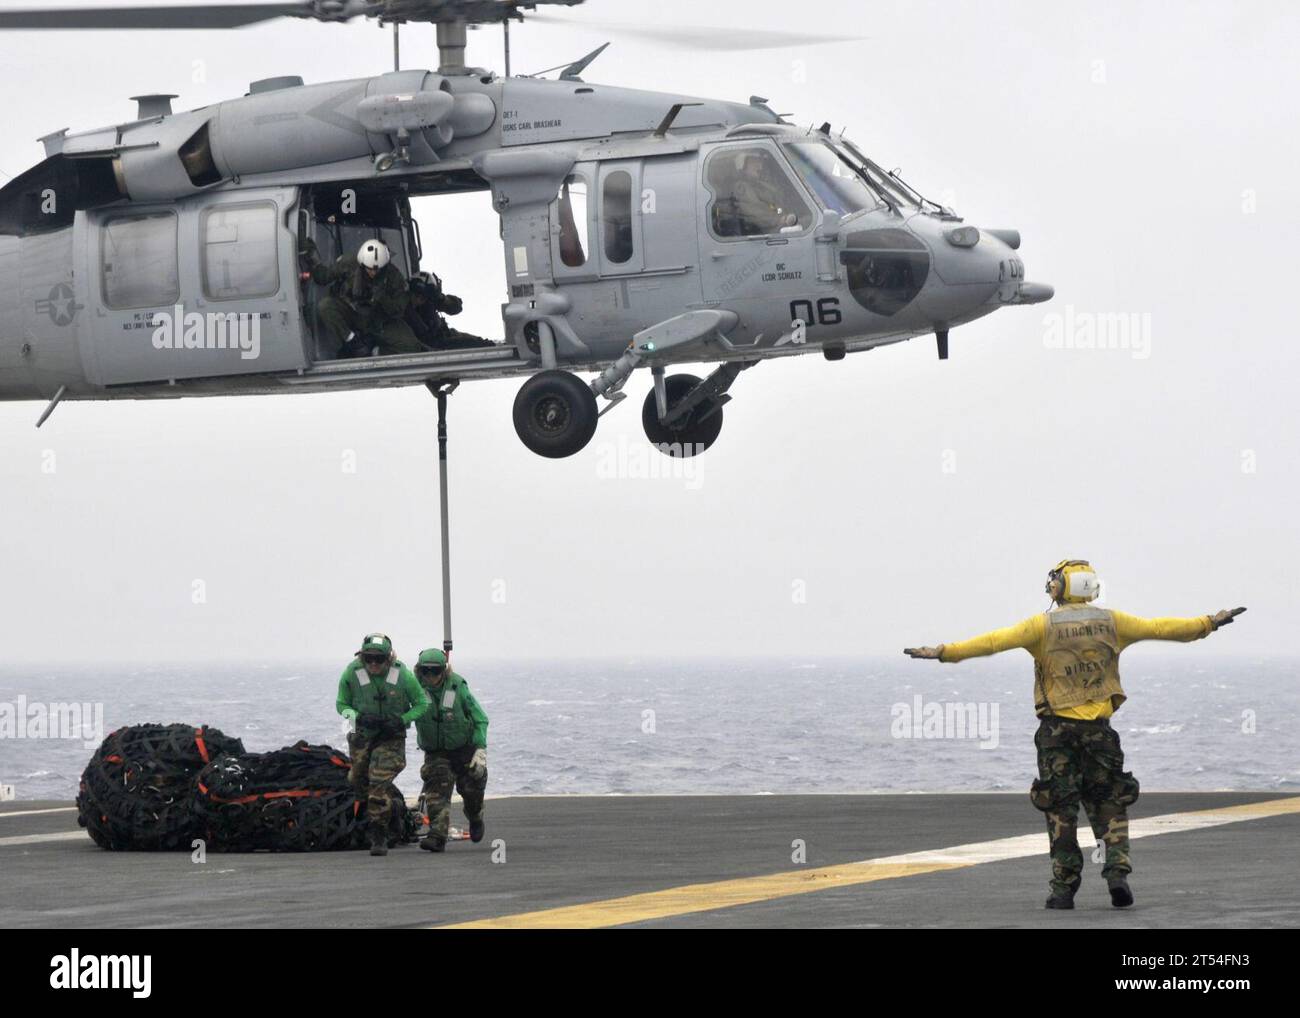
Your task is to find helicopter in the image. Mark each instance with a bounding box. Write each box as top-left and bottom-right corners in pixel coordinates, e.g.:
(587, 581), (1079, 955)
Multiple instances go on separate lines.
(0, 0), (1054, 459)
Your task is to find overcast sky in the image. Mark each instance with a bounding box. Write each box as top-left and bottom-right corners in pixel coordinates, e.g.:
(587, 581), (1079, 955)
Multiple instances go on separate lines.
(0, 0), (1295, 664)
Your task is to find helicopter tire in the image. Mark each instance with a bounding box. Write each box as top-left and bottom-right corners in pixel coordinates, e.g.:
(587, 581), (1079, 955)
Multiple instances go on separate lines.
(513, 370), (599, 459)
(642, 373), (724, 458)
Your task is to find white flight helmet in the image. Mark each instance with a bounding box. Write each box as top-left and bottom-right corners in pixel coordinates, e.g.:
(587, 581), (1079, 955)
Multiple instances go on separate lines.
(357, 239), (391, 270)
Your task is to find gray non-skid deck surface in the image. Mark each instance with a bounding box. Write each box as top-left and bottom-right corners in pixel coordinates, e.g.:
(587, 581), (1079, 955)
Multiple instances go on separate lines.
(0, 793), (1294, 928)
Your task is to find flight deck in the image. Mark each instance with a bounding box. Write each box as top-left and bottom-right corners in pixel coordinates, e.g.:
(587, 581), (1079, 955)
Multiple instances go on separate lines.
(2, 792), (1296, 929)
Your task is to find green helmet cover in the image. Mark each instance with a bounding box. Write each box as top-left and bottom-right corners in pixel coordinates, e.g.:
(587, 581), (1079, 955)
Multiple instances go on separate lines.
(358, 633), (393, 657)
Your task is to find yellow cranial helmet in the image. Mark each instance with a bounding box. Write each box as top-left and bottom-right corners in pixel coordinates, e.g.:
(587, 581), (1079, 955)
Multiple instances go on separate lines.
(1046, 559), (1101, 604)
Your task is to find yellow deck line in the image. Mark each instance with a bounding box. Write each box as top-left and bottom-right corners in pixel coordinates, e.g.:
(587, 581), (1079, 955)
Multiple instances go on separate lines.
(441, 795), (1300, 929)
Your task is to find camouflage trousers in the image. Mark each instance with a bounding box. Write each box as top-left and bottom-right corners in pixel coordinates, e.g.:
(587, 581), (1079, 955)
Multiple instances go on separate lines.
(1030, 717), (1140, 896)
(348, 732), (406, 829)
(420, 746), (486, 841)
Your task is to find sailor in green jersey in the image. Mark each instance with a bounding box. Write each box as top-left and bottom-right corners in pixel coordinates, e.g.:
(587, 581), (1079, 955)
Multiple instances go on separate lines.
(336, 633), (431, 856)
(412, 649), (489, 853)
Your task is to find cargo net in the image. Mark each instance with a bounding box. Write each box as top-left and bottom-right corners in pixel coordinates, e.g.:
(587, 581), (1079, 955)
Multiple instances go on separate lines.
(194, 742), (362, 852)
(78, 725), (418, 852)
(77, 723), (246, 851)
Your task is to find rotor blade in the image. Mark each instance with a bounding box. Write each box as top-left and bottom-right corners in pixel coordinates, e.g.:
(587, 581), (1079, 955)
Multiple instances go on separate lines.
(526, 14), (862, 50)
(0, 3), (316, 30)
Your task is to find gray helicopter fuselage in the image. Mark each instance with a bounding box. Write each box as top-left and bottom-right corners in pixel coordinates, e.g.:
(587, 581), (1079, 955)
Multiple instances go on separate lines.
(0, 68), (1048, 405)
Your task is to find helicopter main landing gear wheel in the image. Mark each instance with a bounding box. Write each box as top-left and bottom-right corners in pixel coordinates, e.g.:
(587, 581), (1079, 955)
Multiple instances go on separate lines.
(513, 370), (599, 458)
(642, 373), (724, 458)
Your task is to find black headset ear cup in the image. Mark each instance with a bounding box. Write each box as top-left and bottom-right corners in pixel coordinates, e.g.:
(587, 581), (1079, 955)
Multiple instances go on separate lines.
(1050, 561), (1092, 602)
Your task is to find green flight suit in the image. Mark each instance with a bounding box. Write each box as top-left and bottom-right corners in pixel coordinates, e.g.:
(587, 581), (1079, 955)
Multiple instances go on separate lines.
(415, 669), (489, 842)
(336, 659), (430, 830)
(311, 254), (424, 357)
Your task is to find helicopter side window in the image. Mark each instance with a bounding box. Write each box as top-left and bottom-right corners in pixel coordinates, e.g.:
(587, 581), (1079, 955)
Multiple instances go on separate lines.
(556, 175), (588, 268)
(706, 146), (812, 239)
(100, 212), (180, 310)
(602, 170), (634, 264)
(201, 202), (280, 302)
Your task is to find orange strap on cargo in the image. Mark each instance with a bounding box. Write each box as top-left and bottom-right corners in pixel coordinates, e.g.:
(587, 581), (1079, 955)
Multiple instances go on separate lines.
(199, 788), (330, 805)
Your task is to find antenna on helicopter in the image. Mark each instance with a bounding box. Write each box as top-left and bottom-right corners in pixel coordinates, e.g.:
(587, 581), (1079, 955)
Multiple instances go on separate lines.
(522, 42), (609, 80)
(561, 42), (609, 81)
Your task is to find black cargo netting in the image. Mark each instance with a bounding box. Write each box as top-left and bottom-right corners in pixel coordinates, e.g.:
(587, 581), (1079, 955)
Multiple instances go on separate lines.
(193, 741), (362, 852)
(77, 725), (417, 852)
(76, 723), (245, 851)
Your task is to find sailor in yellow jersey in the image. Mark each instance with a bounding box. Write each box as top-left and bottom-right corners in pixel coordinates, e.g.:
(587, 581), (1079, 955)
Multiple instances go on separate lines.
(904, 559), (1245, 910)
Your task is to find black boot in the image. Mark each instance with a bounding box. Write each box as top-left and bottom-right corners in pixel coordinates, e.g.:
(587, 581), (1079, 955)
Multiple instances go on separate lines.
(420, 834), (446, 853)
(369, 827), (388, 857)
(1108, 876), (1134, 908)
(340, 335), (375, 359)
(469, 818), (485, 844)
(1045, 877), (1080, 910)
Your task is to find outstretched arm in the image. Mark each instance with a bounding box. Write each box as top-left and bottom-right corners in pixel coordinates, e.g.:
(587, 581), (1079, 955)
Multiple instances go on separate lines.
(309, 254), (350, 288)
(905, 615), (1043, 663)
(1111, 607), (1245, 649)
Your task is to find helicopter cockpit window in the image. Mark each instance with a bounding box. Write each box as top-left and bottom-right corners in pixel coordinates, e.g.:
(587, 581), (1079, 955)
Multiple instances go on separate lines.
(834, 141), (922, 212)
(101, 211), (180, 310)
(602, 170), (634, 264)
(707, 146), (812, 239)
(783, 142), (882, 217)
(201, 202), (280, 302)
(556, 175), (588, 268)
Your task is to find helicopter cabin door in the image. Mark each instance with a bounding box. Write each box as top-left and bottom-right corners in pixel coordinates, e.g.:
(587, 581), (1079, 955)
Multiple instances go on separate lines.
(697, 139), (823, 345)
(82, 186), (307, 386)
(547, 156), (704, 344)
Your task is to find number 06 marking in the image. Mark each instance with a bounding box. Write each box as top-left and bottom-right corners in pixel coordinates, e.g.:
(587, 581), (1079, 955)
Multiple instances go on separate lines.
(790, 297), (841, 327)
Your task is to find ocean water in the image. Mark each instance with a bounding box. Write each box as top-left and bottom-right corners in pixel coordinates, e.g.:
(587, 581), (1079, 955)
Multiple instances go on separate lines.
(1, 655), (1296, 802)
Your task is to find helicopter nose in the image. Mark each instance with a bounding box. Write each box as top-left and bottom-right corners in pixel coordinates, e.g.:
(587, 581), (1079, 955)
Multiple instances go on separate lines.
(982, 231), (1053, 306)
(913, 225), (1053, 320)
(914, 226), (1004, 317)
(951, 227), (1055, 305)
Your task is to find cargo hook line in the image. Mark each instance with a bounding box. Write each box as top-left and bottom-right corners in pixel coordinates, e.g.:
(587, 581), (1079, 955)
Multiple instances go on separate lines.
(427, 379), (459, 659)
